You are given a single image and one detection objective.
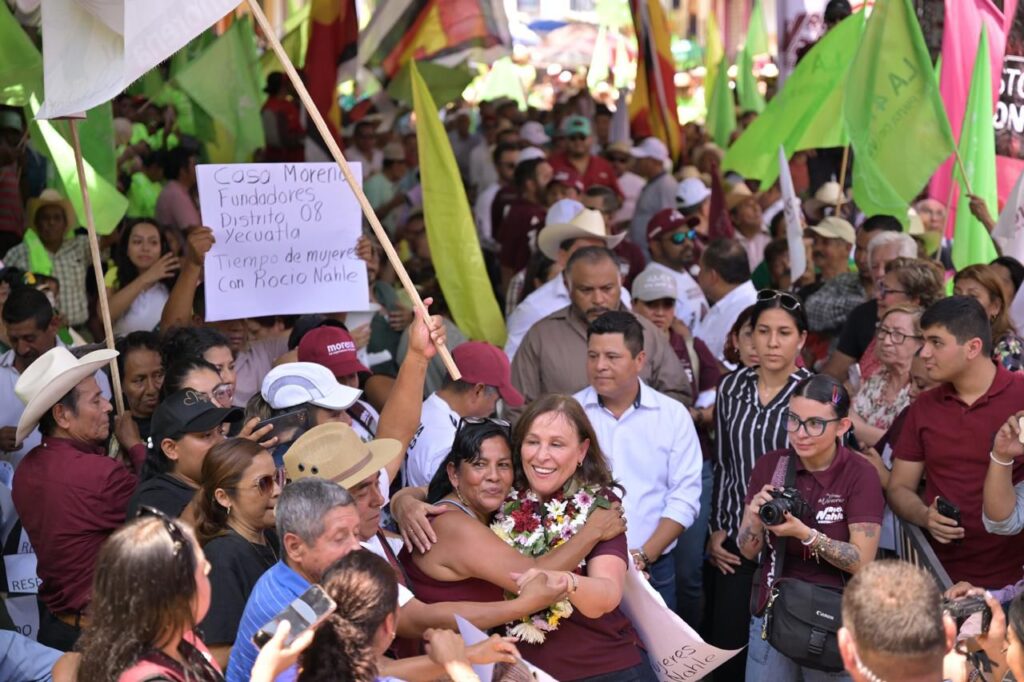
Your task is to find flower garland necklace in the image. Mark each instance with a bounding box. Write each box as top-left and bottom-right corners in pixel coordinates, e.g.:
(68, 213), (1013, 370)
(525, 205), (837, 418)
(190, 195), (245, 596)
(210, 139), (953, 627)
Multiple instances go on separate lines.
(490, 481), (612, 644)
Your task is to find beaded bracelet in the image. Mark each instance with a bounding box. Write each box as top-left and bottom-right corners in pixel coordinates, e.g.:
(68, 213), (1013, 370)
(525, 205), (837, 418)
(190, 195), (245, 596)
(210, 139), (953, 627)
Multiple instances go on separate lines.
(991, 451), (1015, 467)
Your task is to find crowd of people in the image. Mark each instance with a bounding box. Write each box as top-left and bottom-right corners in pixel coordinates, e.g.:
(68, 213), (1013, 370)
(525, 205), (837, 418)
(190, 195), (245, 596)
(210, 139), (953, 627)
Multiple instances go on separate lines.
(5, 2), (1024, 681)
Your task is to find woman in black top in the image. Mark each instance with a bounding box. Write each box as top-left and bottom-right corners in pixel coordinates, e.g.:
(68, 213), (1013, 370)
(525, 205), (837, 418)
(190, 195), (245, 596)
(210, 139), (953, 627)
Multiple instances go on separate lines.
(706, 290), (813, 679)
(193, 438), (282, 668)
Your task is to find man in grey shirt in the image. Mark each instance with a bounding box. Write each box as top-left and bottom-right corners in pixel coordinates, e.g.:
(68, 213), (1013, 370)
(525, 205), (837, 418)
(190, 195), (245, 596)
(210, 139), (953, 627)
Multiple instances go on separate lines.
(628, 137), (677, 261)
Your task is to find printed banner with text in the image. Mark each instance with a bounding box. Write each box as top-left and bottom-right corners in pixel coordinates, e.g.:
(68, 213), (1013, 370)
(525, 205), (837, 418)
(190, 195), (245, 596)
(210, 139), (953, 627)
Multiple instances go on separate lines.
(197, 163), (369, 321)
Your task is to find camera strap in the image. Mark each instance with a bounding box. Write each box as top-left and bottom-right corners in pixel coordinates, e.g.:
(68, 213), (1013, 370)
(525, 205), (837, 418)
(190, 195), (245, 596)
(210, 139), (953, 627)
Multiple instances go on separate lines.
(766, 454), (799, 584)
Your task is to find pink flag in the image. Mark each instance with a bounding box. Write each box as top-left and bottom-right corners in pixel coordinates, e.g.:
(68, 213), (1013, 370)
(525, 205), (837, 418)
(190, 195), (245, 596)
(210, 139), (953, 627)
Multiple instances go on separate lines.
(931, 0), (1014, 234)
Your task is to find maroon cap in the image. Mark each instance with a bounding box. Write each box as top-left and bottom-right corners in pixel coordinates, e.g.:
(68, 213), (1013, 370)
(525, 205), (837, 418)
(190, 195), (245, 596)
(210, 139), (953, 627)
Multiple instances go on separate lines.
(550, 168), (584, 194)
(298, 326), (370, 378)
(647, 208), (700, 242)
(453, 342), (524, 407)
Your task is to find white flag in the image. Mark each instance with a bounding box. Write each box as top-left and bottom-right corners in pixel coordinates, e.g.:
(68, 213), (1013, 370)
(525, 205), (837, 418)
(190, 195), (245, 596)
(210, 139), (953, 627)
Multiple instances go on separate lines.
(38, 0), (240, 120)
(778, 145), (807, 284)
(992, 170), (1024, 264)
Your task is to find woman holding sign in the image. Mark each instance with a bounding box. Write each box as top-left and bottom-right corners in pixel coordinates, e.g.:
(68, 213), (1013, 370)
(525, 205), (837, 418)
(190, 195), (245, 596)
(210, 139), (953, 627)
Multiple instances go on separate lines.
(106, 220), (179, 335)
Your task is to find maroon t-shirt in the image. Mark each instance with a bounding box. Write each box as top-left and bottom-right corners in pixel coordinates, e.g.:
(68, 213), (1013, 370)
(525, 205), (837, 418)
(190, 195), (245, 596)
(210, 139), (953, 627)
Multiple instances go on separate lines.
(669, 330), (721, 460)
(613, 239), (645, 288)
(893, 365), (1024, 588)
(746, 446), (884, 610)
(490, 185), (520, 241)
(498, 200), (547, 272)
(549, 153), (623, 197)
(515, 531), (644, 681)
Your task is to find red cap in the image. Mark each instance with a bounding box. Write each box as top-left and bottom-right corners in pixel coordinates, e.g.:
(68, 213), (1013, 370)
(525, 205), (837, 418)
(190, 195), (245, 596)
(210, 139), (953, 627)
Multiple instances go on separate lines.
(453, 342), (524, 407)
(298, 326), (370, 378)
(550, 168), (585, 194)
(647, 208), (699, 242)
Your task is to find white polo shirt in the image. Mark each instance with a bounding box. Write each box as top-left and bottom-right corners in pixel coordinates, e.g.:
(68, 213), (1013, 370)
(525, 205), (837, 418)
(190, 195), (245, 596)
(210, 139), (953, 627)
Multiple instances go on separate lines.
(573, 380), (702, 556)
(504, 276), (633, 360)
(642, 262), (709, 330)
(0, 343), (112, 469)
(693, 280), (758, 363)
(405, 392), (460, 488)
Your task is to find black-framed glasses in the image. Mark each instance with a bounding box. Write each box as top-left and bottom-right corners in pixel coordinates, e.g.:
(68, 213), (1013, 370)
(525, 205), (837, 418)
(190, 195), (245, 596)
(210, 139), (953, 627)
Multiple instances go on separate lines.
(670, 230), (698, 244)
(785, 412), (842, 437)
(876, 324), (923, 345)
(757, 289), (802, 310)
(877, 283), (907, 298)
(456, 416), (511, 435)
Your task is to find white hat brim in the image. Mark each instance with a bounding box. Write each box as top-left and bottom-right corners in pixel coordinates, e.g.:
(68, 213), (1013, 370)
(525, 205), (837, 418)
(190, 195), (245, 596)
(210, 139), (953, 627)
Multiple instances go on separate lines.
(537, 224), (626, 261)
(308, 383), (363, 411)
(16, 349), (118, 445)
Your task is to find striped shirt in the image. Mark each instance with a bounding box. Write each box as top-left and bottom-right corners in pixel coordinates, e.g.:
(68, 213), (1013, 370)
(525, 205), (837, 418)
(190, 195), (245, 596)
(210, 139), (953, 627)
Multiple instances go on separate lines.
(711, 365), (812, 537)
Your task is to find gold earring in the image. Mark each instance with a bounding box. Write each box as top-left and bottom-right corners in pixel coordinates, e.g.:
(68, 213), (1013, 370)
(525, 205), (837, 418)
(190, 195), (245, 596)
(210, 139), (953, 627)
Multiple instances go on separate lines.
(455, 486), (468, 506)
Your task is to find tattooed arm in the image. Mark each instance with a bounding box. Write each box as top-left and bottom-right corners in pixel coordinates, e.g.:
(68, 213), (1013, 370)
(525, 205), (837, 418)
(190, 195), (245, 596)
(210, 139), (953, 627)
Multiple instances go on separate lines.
(812, 523), (881, 574)
(737, 484), (777, 560)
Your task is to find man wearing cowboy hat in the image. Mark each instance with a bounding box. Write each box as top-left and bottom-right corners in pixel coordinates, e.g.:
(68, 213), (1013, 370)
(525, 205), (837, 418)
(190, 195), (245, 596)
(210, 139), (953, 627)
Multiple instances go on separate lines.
(4, 189), (91, 328)
(510, 245), (694, 424)
(725, 184), (770, 271)
(11, 345), (146, 650)
(504, 205), (631, 359)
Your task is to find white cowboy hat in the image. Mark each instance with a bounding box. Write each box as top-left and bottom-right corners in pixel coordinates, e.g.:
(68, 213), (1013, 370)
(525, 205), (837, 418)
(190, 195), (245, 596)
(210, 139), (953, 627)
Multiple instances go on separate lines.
(537, 208), (625, 261)
(284, 422), (402, 490)
(15, 346), (118, 445)
(25, 189), (77, 232)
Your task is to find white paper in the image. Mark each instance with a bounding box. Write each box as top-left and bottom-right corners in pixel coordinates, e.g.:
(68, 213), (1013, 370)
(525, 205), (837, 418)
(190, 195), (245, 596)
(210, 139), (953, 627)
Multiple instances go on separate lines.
(618, 562), (744, 681)
(993, 171), (1024, 264)
(38, 0), (240, 119)
(776, 0), (828, 86)
(778, 145), (807, 284)
(455, 615), (495, 682)
(197, 163), (370, 321)
(4, 553), (39, 595)
(4, 594), (40, 641)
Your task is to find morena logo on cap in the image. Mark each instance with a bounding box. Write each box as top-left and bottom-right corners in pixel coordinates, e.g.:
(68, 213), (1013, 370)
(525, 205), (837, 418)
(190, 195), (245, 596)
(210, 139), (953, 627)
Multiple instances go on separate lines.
(326, 341), (357, 356)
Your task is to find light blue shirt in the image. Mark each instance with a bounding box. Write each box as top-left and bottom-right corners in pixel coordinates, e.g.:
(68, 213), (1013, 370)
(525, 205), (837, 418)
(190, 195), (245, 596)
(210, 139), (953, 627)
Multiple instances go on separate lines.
(226, 561), (309, 682)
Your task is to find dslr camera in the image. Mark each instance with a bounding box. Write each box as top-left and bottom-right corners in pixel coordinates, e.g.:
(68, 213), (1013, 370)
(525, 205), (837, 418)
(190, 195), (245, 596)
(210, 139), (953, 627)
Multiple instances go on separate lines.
(758, 487), (810, 526)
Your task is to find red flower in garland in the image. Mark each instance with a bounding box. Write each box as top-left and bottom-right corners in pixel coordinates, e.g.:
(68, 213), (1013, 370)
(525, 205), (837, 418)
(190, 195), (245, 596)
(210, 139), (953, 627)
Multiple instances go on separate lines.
(511, 507), (540, 533)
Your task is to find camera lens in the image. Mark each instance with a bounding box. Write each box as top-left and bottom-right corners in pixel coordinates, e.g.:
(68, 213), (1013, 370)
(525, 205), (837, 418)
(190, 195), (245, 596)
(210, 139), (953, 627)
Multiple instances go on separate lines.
(759, 500), (787, 526)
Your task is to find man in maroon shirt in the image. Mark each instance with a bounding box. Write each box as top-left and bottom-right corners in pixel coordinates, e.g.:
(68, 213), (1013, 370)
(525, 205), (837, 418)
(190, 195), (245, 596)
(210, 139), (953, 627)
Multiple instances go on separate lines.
(889, 296), (1024, 589)
(11, 346), (146, 651)
(498, 157), (552, 292)
(548, 116), (621, 197)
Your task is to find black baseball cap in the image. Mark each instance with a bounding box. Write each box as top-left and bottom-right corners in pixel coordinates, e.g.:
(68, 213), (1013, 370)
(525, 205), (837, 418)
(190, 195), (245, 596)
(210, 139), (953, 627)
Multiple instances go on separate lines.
(151, 389), (243, 444)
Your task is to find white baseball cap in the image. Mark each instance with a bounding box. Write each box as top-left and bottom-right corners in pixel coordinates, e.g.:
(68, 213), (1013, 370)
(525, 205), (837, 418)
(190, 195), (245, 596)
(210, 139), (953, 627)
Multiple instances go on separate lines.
(261, 362), (362, 411)
(676, 178), (711, 209)
(516, 146), (547, 166)
(630, 137), (669, 162)
(546, 199), (585, 226)
(520, 121), (550, 146)
(631, 268), (679, 302)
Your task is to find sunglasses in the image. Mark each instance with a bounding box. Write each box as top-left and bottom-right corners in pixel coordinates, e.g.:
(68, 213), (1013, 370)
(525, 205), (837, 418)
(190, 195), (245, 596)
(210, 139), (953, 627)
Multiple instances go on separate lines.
(567, 134), (587, 142)
(670, 230), (699, 244)
(247, 468), (287, 496)
(756, 289), (802, 310)
(456, 416), (511, 435)
(608, 155), (629, 163)
(135, 505), (205, 573)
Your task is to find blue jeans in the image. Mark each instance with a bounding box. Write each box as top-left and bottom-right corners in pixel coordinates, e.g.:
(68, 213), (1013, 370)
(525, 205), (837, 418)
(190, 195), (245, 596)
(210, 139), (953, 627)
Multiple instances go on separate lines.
(648, 552), (677, 612)
(745, 616), (851, 682)
(672, 458), (713, 627)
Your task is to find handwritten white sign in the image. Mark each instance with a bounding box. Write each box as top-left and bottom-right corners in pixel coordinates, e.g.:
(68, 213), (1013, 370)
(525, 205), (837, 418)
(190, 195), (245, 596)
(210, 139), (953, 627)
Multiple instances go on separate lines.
(619, 563), (744, 681)
(197, 163), (370, 321)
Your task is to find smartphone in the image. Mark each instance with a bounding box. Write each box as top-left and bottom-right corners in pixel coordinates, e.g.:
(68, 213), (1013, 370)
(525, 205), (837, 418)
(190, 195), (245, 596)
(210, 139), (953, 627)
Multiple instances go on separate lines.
(252, 584), (337, 649)
(255, 409), (309, 435)
(936, 496), (962, 545)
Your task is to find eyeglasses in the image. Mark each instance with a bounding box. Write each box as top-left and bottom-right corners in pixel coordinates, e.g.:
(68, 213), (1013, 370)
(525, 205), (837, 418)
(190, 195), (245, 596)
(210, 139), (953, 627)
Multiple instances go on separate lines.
(135, 505), (206, 573)
(235, 468), (287, 496)
(756, 289), (802, 310)
(785, 412), (843, 437)
(567, 134), (587, 142)
(208, 383), (234, 406)
(670, 230), (698, 245)
(876, 324), (923, 345)
(877, 284), (907, 298)
(456, 416), (511, 435)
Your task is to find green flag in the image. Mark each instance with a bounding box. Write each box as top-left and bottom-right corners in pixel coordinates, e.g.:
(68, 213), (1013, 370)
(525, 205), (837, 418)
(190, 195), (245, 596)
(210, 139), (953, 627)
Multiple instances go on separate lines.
(706, 58), (735, 147)
(27, 96), (127, 236)
(736, 48), (765, 114)
(952, 26), (998, 269)
(746, 0), (770, 55)
(704, 10), (724, 108)
(0, 2), (41, 107)
(724, 12), (863, 187)
(175, 19), (265, 163)
(843, 0), (955, 222)
(410, 61), (506, 346)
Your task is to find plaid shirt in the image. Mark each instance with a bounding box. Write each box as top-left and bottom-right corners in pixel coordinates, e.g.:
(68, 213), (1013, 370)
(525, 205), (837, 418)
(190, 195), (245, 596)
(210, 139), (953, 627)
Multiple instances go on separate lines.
(3, 235), (91, 327)
(804, 272), (866, 333)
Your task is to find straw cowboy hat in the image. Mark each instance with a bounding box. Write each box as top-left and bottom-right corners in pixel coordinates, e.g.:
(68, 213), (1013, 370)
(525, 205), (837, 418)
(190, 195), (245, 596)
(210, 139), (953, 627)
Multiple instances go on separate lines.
(724, 183), (756, 211)
(15, 346), (118, 444)
(803, 182), (849, 217)
(536, 208), (625, 261)
(25, 189), (76, 232)
(284, 422), (402, 490)
(907, 208), (943, 257)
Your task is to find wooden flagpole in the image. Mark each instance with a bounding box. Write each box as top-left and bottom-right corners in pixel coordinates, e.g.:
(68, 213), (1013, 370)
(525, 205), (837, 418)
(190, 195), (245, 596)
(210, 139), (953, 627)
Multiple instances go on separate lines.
(834, 145), (849, 214)
(953, 147), (974, 197)
(67, 119), (126, 415)
(245, 0), (461, 380)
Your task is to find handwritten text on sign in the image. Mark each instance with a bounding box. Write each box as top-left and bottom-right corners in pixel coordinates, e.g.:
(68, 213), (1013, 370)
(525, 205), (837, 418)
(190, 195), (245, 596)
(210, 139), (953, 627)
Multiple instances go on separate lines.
(197, 163), (369, 321)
